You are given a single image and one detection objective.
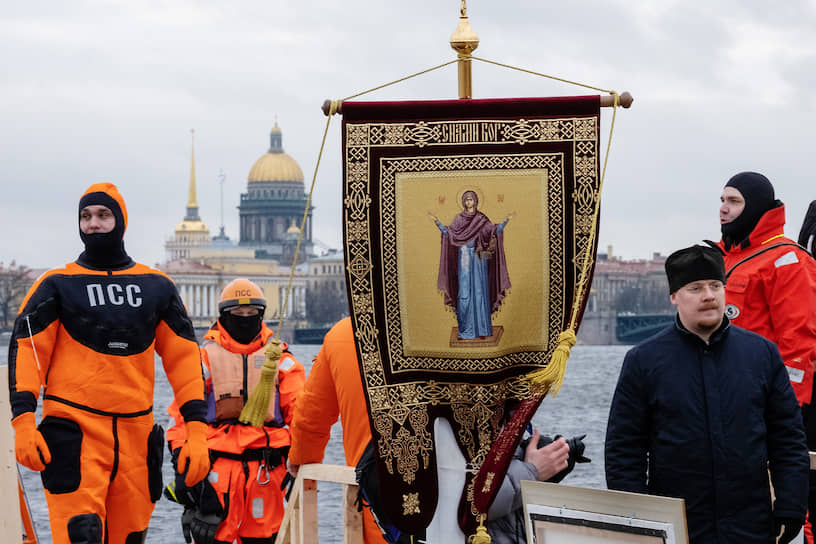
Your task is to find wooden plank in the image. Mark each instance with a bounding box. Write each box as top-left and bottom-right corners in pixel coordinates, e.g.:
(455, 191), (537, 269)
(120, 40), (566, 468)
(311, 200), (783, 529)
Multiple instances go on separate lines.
(0, 366), (24, 543)
(300, 479), (319, 543)
(275, 464), (360, 544)
(278, 474), (301, 544)
(342, 483), (363, 544)
(300, 463), (357, 485)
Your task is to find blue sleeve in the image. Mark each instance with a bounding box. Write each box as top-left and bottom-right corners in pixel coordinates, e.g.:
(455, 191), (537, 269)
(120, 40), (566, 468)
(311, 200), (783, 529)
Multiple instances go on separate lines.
(435, 220), (447, 235)
(764, 341), (809, 521)
(605, 348), (650, 493)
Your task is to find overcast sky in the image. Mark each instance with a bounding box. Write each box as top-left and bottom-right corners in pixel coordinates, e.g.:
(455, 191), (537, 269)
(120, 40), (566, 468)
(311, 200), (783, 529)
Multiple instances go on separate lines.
(2, 0), (815, 269)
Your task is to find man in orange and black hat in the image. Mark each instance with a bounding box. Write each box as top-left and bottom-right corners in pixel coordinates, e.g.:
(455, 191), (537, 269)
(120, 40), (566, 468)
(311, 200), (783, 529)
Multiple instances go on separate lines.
(166, 278), (305, 544)
(8, 182), (211, 543)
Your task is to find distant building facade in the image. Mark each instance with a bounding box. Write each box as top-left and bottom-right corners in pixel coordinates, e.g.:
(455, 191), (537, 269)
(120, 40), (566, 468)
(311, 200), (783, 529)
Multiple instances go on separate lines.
(305, 250), (348, 326)
(307, 250), (345, 292)
(162, 250), (307, 331)
(579, 248), (672, 345)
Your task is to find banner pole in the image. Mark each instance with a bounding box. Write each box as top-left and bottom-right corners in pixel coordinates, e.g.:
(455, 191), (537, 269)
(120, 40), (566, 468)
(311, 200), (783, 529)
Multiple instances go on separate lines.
(449, 0), (479, 99)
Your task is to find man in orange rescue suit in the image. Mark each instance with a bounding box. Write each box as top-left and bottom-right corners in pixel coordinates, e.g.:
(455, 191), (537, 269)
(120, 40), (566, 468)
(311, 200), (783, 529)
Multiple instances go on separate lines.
(716, 171), (816, 538)
(288, 317), (387, 544)
(166, 278), (305, 544)
(7, 182), (210, 544)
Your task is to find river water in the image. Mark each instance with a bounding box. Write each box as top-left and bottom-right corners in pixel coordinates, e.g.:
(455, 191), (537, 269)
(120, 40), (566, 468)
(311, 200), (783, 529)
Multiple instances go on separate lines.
(2, 342), (630, 543)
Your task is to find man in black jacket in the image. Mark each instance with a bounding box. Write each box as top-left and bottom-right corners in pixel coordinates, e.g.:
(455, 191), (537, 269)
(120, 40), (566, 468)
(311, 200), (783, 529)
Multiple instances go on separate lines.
(605, 245), (809, 543)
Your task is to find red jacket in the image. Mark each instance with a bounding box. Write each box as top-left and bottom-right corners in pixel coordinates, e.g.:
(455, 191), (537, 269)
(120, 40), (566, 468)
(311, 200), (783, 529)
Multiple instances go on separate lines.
(719, 205), (816, 404)
(289, 317), (386, 544)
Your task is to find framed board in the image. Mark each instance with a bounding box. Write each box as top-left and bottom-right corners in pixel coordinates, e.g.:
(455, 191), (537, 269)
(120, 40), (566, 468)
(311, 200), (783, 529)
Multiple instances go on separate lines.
(522, 481), (688, 544)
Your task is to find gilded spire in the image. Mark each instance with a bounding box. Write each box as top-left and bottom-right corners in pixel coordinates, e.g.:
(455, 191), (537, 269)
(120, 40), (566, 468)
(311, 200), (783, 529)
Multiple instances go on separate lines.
(185, 129), (201, 221)
(189, 129), (198, 208)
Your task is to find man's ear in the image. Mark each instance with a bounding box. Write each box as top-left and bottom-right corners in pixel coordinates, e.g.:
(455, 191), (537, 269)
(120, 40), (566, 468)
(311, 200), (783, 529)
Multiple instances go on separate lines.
(669, 293), (677, 306)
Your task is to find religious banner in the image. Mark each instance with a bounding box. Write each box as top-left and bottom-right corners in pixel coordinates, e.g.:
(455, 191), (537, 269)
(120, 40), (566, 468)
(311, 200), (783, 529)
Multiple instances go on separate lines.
(341, 96), (601, 534)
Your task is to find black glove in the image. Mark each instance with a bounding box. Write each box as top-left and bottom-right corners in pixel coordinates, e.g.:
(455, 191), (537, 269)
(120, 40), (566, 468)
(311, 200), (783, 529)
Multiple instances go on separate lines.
(281, 471), (294, 501)
(189, 511), (224, 544)
(181, 507), (194, 544)
(775, 516), (803, 544)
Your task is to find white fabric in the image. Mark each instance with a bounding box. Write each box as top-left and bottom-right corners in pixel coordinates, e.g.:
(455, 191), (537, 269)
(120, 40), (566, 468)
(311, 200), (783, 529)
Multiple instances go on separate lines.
(425, 417), (467, 544)
(774, 250), (799, 268)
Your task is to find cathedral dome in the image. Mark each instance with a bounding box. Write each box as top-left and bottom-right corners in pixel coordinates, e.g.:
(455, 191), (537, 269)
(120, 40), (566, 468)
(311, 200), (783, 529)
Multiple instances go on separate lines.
(247, 125), (304, 183)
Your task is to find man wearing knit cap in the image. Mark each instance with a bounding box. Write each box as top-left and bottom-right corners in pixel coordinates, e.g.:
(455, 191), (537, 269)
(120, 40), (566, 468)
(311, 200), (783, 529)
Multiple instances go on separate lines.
(8, 182), (211, 543)
(606, 244), (809, 544)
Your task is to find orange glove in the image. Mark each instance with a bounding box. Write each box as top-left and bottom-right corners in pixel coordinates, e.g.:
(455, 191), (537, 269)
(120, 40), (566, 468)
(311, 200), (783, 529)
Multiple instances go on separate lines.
(177, 421), (210, 487)
(12, 412), (51, 471)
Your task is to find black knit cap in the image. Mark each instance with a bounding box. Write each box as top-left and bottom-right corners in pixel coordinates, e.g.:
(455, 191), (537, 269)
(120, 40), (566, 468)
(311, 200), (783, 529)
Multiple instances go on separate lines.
(665, 245), (726, 293)
(721, 171), (776, 250)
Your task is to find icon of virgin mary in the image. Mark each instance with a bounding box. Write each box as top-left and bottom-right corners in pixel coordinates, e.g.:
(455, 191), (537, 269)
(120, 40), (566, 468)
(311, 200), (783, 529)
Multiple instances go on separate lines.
(429, 190), (513, 340)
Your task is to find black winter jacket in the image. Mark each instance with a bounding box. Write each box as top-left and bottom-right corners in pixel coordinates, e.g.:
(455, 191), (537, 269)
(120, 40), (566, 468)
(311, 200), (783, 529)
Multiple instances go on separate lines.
(605, 317), (808, 543)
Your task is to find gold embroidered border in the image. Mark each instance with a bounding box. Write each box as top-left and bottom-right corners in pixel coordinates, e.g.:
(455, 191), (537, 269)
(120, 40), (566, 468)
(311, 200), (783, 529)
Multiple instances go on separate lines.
(344, 115), (599, 484)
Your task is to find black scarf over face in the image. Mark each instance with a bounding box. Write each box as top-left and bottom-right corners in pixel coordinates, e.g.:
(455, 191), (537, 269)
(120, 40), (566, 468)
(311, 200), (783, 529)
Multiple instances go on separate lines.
(77, 191), (132, 269)
(219, 311), (263, 345)
(720, 171), (777, 251)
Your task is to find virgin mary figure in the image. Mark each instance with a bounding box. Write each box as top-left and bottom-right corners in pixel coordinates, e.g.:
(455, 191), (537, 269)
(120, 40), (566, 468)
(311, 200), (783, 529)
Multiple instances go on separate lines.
(430, 190), (513, 340)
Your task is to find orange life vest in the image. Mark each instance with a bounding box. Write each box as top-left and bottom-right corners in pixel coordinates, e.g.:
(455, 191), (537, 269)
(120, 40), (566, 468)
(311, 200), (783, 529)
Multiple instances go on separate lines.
(203, 339), (283, 425)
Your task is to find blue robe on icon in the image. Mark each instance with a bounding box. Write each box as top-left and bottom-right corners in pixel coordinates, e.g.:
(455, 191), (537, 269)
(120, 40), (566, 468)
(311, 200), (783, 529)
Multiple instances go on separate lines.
(435, 205), (511, 339)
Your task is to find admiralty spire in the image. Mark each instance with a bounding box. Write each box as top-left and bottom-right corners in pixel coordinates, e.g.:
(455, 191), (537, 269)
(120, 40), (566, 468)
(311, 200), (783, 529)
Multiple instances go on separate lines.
(165, 129), (211, 261)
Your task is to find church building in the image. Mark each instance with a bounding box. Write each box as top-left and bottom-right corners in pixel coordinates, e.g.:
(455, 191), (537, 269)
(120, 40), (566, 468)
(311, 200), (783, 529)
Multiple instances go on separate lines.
(239, 124), (313, 265)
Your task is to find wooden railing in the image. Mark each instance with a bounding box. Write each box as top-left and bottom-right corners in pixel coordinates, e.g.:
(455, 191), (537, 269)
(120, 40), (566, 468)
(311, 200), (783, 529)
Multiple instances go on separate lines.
(277, 464), (363, 544)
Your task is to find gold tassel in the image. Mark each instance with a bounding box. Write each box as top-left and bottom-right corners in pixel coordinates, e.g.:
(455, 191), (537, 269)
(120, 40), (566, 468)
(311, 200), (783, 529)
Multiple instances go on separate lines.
(468, 515), (491, 544)
(239, 338), (282, 426)
(525, 329), (576, 397)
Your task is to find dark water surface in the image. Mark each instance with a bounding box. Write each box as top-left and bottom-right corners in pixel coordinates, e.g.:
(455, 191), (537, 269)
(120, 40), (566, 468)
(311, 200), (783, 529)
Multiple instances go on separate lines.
(3, 343), (629, 543)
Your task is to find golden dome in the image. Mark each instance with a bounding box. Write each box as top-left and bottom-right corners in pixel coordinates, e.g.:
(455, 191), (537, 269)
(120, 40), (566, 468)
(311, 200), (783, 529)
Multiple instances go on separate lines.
(248, 124), (304, 183)
(175, 219), (211, 233)
(248, 153), (304, 183)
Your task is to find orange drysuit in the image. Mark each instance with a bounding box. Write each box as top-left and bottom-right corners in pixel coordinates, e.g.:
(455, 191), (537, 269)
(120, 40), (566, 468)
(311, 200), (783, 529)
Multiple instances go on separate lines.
(8, 183), (207, 544)
(8, 262), (206, 543)
(167, 322), (305, 543)
(718, 205), (816, 405)
(289, 317), (387, 544)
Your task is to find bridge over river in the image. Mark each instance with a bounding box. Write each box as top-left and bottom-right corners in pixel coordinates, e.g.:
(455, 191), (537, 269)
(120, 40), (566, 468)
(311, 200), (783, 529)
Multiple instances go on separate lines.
(615, 313), (674, 344)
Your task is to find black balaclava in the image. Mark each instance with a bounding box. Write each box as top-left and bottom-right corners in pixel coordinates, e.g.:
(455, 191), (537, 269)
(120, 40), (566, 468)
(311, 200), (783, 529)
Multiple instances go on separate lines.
(219, 311), (264, 345)
(721, 171), (778, 250)
(77, 183), (132, 269)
